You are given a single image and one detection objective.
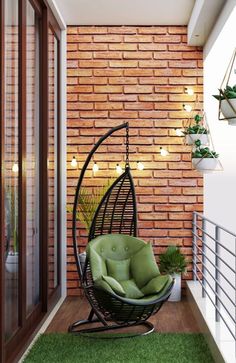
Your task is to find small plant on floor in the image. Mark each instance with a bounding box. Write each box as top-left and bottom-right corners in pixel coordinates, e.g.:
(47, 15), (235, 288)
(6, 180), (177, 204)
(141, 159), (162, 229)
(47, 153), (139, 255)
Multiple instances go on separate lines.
(184, 114), (207, 135)
(159, 246), (187, 276)
(159, 246), (187, 302)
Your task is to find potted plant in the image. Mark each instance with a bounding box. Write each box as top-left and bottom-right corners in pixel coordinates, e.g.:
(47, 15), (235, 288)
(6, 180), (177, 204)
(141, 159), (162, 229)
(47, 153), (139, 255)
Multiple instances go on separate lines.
(5, 186), (18, 274)
(213, 85), (236, 125)
(184, 114), (208, 145)
(192, 140), (219, 172)
(159, 246), (187, 302)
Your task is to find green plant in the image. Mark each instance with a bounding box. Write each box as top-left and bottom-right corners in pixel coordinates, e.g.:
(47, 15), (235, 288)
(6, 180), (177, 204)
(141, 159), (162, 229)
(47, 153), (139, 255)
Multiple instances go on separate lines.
(67, 179), (114, 232)
(5, 186), (18, 254)
(213, 85), (236, 100)
(184, 114), (207, 135)
(159, 246), (187, 275)
(192, 140), (219, 159)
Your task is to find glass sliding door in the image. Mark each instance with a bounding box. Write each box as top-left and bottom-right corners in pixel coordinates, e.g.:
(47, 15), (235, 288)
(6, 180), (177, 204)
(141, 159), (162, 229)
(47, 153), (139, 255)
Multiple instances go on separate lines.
(4, 0), (19, 342)
(48, 28), (59, 295)
(0, 0), (61, 360)
(26, 0), (40, 315)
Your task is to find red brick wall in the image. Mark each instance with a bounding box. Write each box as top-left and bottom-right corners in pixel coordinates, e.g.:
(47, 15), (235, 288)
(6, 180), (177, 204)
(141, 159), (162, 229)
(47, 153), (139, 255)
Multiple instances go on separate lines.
(67, 26), (203, 296)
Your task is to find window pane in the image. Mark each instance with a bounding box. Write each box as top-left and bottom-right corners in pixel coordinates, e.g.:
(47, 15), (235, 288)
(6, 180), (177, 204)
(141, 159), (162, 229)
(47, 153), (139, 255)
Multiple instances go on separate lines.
(48, 29), (58, 293)
(4, 0), (19, 341)
(26, 0), (40, 315)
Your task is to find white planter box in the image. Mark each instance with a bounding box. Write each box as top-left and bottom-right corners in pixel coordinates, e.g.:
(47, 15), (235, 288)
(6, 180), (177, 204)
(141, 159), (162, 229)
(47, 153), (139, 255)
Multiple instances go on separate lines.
(5, 253), (18, 274)
(168, 273), (181, 302)
(192, 158), (218, 172)
(220, 98), (236, 125)
(186, 134), (208, 146)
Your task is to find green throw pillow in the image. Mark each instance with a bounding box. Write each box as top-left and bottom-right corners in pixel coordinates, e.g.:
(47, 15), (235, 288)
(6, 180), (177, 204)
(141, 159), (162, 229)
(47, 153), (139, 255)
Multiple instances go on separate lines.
(130, 242), (159, 288)
(90, 248), (107, 281)
(120, 279), (144, 299)
(102, 275), (126, 296)
(106, 258), (130, 281)
(141, 274), (170, 296)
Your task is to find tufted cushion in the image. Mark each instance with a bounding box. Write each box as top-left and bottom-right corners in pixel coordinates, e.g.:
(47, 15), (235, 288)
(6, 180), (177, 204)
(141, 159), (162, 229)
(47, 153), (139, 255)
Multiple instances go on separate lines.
(130, 242), (160, 288)
(120, 279), (144, 299)
(89, 248), (107, 281)
(106, 258), (130, 281)
(141, 275), (171, 296)
(102, 275), (126, 296)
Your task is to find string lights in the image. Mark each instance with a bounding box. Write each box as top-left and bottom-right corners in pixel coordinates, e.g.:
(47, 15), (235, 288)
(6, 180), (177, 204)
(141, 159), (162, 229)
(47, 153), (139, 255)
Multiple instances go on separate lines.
(12, 163), (19, 173)
(93, 162), (99, 173)
(116, 163), (122, 175)
(160, 147), (169, 157)
(137, 161), (144, 171)
(70, 156), (77, 168)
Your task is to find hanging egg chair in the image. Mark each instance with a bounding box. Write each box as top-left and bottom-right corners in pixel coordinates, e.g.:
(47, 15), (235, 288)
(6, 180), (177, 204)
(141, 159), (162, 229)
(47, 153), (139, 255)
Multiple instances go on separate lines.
(69, 122), (174, 338)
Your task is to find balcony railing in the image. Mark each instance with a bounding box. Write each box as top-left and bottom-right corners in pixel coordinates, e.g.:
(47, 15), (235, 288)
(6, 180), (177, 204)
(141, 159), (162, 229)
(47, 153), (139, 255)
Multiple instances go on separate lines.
(192, 212), (236, 351)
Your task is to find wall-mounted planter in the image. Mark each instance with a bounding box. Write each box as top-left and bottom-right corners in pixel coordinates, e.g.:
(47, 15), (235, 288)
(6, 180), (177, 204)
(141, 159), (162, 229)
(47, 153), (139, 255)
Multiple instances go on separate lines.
(186, 134), (208, 146)
(192, 158), (219, 173)
(220, 98), (236, 125)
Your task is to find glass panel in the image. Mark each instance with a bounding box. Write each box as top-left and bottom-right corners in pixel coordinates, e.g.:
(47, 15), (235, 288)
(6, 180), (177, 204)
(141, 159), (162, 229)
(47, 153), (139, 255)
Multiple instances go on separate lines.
(26, 0), (40, 315)
(48, 29), (58, 294)
(4, 0), (19, 341)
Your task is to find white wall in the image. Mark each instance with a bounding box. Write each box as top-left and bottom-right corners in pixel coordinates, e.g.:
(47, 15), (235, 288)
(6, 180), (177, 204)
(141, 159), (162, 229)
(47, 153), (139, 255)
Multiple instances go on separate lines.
(204, 1), (236, 233)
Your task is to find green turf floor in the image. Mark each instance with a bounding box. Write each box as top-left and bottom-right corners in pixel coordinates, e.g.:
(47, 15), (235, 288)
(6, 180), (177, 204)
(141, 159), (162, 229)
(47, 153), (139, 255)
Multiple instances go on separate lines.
(24, 332), (214, 363)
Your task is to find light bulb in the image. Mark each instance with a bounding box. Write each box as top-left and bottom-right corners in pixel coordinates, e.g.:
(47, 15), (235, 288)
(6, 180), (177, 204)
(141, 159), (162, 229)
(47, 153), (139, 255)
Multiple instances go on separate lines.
(160, 147), (169, 157)
(71, 156), (77, 168)
(116, 164), (122, 175)
(93, 162), (99, 173)
(175, 128), (184, 137)
(183, 104), (192, 112)
(12, 163), (19, 173)
(185, 87), (194, 96)
(137, 161), (144, 171)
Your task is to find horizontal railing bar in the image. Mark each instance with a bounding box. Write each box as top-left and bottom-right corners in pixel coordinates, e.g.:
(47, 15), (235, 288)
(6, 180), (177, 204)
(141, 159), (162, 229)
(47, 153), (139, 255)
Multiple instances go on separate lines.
(193, 252), (236, 307)
(193, 224), (235, 257)
(192, 233), (236, 274)
(193, 212), (236, 238)
(195, 265), (236, 324)
(193, 271), (236, 341)
(193, 244), (236, 291)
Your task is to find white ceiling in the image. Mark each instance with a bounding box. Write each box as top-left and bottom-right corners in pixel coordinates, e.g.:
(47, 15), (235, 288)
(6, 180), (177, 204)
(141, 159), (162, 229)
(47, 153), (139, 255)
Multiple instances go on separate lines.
(55, 0), (195, 26)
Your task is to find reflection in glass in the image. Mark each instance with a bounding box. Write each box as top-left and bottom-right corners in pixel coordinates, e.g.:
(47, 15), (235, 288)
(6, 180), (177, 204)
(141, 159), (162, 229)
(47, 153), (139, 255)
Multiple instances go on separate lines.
(48, 29), (58, 293)
(26, 0), (40, 315)
(4, 0), (19, 341)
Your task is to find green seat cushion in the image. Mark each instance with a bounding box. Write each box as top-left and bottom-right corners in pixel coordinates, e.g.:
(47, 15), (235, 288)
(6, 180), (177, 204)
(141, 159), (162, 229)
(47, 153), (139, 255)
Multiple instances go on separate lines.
(130, 242), (159, 288)
(102, 275), (125, 297)
(106, 258), (130, 281)
(120, 279), (144, 299)
(90, 248), (107, 282)
(141, 274), (171, 296)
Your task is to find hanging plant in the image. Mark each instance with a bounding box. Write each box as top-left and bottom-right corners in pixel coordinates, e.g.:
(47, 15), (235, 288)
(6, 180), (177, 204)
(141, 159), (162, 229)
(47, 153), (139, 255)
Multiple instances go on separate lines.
(184, 114), (208, 146)
(213, 49), (236, 125)
(192, 140), (220, 173)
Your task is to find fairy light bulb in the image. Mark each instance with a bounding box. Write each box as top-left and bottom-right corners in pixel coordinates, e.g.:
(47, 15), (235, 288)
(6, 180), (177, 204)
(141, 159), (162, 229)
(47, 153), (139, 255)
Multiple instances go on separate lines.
(137, 161), (144, 171)
(116, 163), (122, 175)
(93, 162), (99, 173)
(160, 147), (169, 157)
(71, 156), (77, 168)
(12, 163), (19, 173)
(175, 128), (184, 137)
(185, 87), (194, 96)
(183, 104), (192, 113)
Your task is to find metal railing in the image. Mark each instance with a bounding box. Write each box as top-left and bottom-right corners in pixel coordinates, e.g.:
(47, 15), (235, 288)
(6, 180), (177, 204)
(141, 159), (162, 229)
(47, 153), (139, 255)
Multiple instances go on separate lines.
(192, 212), (236, 349)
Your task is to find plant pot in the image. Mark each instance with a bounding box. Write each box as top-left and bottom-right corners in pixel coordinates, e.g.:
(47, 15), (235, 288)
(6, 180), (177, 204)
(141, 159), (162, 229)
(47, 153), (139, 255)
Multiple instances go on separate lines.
(5, 252), (18, 274)
(192, 158), (219, 172)
(186, 134), (208, 146)
(168, 273), (181, 302)
(220, 98), (236, 125)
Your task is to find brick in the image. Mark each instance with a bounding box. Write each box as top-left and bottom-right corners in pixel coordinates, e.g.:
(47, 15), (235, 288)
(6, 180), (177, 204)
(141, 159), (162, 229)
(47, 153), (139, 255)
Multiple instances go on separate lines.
(124, 69), (153, 77)
(79, 60), (108, 68)
(78, 77), (107, 85)
(94, 69), (123, 76)
(123, 51), (152, 59)
(110, 60), (138, 68)
(138, 44), (167, 51)
(124, 85), (153, 94)
(94, 85), (123, 93)
(78, 26), (107, 34)
(109, 43), (137, 51)
(139, 60), (167, 68)
(93, 35), (123, 43)
(109, 77), (137, 85)
(67, 35), (92, 42)
(124, 35), (153, 43)
(110, 111), (138, 119)
(78, 94), (107, 102)
(154, 35), (181, 43)
(93, 51), (122, 59)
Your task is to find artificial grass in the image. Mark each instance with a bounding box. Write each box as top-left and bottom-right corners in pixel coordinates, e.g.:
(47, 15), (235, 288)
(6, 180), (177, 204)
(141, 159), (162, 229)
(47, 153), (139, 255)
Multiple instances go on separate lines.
(24, 332), (214, 363)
